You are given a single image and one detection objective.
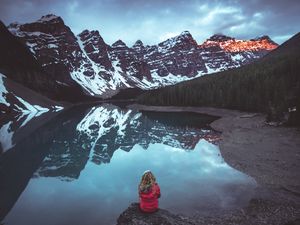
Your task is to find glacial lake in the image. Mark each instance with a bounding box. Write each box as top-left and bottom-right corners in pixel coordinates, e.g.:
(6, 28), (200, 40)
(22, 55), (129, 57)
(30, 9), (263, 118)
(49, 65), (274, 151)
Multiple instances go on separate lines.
(0, 103), (256, 225)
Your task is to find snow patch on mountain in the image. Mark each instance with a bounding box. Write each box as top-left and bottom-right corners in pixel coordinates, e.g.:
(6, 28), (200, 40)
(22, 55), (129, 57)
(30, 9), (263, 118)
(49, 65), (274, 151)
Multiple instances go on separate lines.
(0, 73), (10, 106)
(1, 72), (64, 116)
(131, 70), (205, 90)
(71, 36), (133, 96)
(70, 65), (105, 96)
(0, 121), (15, 152)
(15, 95), (48, 113)
(110, 59), (131, 88)
(231, 53), (245, 62)
(205, 63), (222, 74)
(13, 95), (53, 128)
(151, 71), (191, 86)
(18, 111), (37, 128)
(37, 14), (60, 23)
(160, 31), (194, 49)
(53, 106), (64, 112)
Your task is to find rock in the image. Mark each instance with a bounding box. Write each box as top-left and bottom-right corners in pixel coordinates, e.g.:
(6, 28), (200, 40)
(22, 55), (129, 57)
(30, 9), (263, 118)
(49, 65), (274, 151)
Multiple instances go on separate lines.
(116, 203), (196, 225)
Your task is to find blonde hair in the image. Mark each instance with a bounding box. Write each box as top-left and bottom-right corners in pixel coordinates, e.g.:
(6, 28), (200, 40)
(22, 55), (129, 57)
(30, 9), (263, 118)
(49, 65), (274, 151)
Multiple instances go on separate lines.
(139, 171), (156, 193)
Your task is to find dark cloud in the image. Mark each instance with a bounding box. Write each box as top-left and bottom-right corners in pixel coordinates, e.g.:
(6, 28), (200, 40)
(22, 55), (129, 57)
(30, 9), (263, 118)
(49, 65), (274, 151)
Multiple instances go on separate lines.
(0, 0), (299, 45)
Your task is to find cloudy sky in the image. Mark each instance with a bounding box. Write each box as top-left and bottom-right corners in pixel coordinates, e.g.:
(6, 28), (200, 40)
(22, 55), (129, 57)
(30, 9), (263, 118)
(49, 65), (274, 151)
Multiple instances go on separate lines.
(0, 0), (299, 46)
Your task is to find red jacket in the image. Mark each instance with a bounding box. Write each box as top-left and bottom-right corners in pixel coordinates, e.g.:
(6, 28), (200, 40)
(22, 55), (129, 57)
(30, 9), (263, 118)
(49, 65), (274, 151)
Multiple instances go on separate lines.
(139, 183), (161, 213)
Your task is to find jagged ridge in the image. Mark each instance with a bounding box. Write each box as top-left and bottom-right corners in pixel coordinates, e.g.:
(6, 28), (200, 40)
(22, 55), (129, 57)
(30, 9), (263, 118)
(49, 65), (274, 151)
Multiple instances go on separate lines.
(7, 14), (278, 98)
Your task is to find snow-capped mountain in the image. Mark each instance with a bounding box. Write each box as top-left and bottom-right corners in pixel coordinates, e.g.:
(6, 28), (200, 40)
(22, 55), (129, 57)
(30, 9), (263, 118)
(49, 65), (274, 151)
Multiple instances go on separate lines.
(0, 20), (97, 103)
(199, 34), (278, 71)
(7, 14), (278, 98)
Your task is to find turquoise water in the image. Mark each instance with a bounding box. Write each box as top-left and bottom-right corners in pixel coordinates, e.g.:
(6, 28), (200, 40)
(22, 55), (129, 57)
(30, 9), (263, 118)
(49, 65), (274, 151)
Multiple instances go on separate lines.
(0, 104), (256, 225)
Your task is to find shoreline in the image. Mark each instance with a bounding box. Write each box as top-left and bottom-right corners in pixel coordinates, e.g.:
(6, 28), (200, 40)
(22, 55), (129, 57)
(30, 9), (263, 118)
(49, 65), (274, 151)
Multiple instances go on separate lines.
(126, 104), (300, 224)
(128, 104), (300, 189)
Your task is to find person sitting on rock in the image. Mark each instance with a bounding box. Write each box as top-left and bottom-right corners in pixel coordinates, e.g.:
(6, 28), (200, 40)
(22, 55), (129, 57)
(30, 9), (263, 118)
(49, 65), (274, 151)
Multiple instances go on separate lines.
(138, 170), (161, 213)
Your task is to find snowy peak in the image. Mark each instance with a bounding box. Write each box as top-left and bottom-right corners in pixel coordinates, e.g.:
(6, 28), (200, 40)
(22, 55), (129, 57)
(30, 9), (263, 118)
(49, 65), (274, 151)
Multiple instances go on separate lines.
(77, 28), (112, 70)
(6, 22), (20, 30)
(10, 14), (73, 38)
(79, 29), (95, 37)
(133, 40), (143, 46)
(78, 29), (108, 56)
(252, 35), (278, 45)
(201, 34), (278, 52)
(79, 29), (106, 44)
(132, 40), (145, 56)
(253, 35), (272, 41)
(132, 40), (144, 49)
(207, 34), (234, 42)
(177, 31), (194, 40)
(36, 14), (62, 23)
(158, 30), (197, 49)
(112, 40), (127, 48)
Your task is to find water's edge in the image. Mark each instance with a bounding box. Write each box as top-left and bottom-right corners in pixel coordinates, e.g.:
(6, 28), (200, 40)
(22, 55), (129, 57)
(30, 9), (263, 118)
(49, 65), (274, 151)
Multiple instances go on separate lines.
(125, 104), (300, 225)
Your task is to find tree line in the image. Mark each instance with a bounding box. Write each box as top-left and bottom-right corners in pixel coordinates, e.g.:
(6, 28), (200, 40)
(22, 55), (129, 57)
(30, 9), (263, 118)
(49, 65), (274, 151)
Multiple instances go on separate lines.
(138, 33), (300, 126)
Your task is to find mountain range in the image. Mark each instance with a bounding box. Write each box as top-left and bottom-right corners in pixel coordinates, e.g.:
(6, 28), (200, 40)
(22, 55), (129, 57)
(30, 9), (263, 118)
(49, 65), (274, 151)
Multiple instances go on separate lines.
(3, 14), (277, 101)
(138, 32), (300, 125)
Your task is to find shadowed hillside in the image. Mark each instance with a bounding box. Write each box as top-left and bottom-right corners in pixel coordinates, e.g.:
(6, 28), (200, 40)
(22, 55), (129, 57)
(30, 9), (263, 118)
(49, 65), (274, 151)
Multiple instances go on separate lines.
(0, 21), (99, 102)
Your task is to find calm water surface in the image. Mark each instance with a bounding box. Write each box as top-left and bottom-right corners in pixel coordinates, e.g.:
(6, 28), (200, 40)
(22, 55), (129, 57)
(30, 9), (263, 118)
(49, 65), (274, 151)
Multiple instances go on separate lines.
(0, 104), (256, 225)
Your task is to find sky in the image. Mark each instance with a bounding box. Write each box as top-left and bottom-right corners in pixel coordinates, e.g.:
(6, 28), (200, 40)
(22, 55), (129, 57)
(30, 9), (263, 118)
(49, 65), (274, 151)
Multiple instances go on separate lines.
(0, 0), (299, 46)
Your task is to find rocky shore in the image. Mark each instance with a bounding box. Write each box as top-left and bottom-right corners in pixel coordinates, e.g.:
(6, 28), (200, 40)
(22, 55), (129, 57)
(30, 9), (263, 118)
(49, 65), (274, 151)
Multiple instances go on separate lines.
(117, 104), (300, 225)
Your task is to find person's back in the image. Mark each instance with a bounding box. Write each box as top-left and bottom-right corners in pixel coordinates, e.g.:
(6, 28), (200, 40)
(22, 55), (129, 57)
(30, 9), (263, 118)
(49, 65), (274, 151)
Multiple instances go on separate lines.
(138, 170), (161, 213)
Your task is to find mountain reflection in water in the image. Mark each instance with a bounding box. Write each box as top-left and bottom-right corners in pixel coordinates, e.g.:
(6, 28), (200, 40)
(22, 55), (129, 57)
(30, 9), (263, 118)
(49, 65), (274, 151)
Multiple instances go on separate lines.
(0, 104), (256, 225)
(34, 104), (221, 180)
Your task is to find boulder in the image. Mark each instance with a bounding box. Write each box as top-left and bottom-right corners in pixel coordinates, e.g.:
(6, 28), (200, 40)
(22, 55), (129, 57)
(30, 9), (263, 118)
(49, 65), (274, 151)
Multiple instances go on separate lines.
(116, 203), (196, 225)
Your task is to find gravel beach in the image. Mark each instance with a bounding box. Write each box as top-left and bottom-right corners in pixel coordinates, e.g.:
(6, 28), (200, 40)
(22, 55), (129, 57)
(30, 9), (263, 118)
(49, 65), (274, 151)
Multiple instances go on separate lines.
(124, 104), (300, 225)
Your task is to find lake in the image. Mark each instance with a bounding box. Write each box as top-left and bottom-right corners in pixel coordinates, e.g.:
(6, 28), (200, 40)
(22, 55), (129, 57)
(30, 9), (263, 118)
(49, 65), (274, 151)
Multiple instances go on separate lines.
(0, 103), (256, 225)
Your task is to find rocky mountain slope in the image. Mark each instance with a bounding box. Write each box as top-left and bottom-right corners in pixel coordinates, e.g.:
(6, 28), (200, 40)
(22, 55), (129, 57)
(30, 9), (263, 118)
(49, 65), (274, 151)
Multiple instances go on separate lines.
(138, 32), (300, 125)
(7, 14), (278, 99)
(0, 72), (65, 153)
(0, 20), (99, 102)
(0, 72), (63, 115)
